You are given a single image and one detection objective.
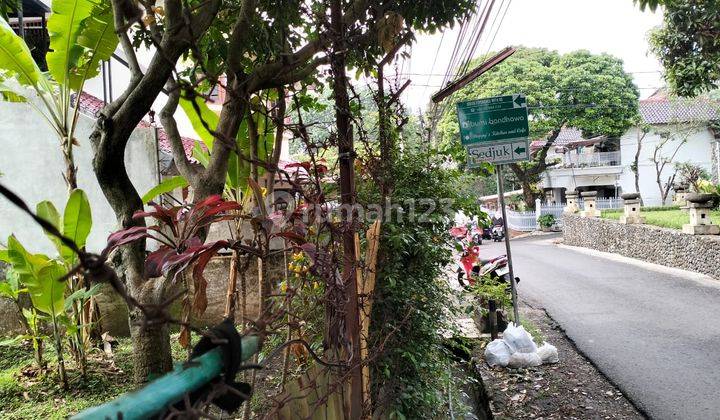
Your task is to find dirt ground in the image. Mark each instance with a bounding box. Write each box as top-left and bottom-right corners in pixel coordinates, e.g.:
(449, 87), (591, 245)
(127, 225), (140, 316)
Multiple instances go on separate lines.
(475, 302), (645, 420)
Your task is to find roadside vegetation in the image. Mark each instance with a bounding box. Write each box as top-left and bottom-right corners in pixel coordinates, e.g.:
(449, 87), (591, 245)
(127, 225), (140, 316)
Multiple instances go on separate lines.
(602, 207), (720, 230)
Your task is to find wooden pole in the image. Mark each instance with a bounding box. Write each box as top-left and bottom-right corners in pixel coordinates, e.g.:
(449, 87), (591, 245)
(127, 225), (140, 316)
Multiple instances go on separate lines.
(488, 299), (498, 340)
(224, 250), (240, 319)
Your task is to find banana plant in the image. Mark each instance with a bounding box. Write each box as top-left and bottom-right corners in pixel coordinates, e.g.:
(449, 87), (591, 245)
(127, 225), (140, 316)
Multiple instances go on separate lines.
(0, 266), (47, 368)
(0, 189), (96, 385)
(35, 189), (96, 376)
(3, 235), (69, 387)
(0, 0), (118, 191)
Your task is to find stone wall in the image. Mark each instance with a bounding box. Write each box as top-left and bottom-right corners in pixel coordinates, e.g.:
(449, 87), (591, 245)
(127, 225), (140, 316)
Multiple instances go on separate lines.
(563, 215), (720, 279)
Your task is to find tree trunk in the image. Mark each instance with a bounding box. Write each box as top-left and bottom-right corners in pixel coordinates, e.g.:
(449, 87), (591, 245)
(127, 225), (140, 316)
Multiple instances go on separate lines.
(329, 0), (363, 416)
(129, 307), (173, 382)
(520, 180), (535, 209)
(92, 119), (173, 382)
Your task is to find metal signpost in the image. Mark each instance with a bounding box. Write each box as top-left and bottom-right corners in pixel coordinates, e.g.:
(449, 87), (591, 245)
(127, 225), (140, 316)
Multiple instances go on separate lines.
(456, 94), (530, 324)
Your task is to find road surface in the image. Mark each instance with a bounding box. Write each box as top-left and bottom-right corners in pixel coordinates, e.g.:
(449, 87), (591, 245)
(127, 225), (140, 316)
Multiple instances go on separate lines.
(480, 234), (720, 420)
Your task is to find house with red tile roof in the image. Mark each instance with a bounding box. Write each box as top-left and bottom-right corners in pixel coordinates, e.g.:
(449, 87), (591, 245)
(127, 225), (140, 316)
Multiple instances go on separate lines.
(539, 89), (719, 206)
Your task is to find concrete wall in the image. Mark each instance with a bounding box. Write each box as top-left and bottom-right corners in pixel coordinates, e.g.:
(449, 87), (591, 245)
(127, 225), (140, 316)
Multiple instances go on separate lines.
(0, 101), (159, 254)
(619, 126), (716, 207)
(563, 215), (720, 279)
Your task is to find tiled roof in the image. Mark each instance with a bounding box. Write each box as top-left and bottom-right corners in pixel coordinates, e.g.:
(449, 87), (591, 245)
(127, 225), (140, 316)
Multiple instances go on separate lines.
(75, 92), (198, 161)
(530, 91), (718, 150)
(639, 89), (719, 124)
(530, 127), (584, 150)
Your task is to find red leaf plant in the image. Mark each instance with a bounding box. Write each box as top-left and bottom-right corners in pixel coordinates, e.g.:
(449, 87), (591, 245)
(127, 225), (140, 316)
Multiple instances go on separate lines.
(104, 195), (241, 316)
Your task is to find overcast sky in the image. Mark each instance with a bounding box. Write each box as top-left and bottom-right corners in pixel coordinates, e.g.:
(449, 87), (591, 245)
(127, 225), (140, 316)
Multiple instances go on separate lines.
(395, 0), (664, 112)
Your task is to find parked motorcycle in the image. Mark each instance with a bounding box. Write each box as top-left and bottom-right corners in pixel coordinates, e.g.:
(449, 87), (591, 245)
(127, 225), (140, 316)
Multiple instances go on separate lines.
(472, 232), (483, 245)
(491, 225), (505, 242)
(456, 254), (518, 287)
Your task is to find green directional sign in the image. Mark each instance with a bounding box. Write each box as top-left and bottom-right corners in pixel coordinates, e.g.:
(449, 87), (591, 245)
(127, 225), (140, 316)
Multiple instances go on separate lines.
(465, 139), (530, 167)
(456, 94), (530, 167)
(456, 94), (529, 145)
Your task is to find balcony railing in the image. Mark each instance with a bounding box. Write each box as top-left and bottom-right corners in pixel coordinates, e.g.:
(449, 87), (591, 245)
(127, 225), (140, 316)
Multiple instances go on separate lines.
(560, 151), (621, 168)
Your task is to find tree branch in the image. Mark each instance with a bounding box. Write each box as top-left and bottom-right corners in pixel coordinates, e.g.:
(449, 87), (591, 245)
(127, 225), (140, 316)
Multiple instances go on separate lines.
(112, 0), (142, 79)
(160, 78), (200, 182)
(226, 0), (257, 73)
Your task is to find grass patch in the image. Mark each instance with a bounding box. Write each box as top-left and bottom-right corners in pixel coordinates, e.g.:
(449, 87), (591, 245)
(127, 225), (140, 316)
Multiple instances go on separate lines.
(0, 339), (136, 419)
(601, 207), (720, 230)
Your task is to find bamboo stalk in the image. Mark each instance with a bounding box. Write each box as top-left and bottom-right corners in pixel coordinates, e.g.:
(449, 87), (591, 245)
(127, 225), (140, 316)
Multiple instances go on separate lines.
(357, 220), (381, 414)
(224, 250), (240, 319)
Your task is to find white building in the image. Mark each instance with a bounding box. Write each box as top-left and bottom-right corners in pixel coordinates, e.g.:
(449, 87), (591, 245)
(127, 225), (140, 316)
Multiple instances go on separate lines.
(540, 90), (719, 206)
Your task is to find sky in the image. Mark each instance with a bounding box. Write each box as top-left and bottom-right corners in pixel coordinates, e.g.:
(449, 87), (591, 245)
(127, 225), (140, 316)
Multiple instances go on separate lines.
(395, 0), (664, 112)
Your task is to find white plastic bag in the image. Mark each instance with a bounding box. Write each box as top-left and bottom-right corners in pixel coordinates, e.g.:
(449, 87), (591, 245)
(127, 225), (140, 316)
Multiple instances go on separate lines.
(502, 323), (538, 354)
(507, 351), (543, 368)
(537, 342), (559, 364)
(484, 339), (512, 367)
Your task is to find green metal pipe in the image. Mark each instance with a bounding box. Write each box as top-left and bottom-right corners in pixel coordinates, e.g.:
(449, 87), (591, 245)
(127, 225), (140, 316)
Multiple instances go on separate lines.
(71, 335), (260, 420)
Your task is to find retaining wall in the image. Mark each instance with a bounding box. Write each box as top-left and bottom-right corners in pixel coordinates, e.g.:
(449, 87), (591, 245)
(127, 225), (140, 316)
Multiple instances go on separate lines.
(563, 215), (720, 279)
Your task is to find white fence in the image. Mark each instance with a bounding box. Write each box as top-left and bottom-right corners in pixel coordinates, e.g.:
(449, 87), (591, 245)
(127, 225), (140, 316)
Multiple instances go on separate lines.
(506, 211), (538, 231)
(506, 198), (623, 232)
(562, 151), (621, 168)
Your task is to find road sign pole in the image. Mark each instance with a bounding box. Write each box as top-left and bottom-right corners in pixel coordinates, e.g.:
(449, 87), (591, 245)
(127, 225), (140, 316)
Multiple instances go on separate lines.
(496, 164), (520, 324)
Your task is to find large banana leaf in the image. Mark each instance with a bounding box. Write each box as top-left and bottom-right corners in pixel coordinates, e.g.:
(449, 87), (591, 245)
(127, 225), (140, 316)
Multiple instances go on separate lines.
(0, 17), (50, 92)
(141, 175), (190, 204)
(6, 236), (67, 317)
(62, 189), (92, 264)
(36, 199), (64, 258)
(180, 94), (220, 151)
(74, 0), (117, 88)
(46, 0), (95, 90)
(0, 80), (27, 102)
(25, 261), (67, 317)
(6, 235), (49, 279)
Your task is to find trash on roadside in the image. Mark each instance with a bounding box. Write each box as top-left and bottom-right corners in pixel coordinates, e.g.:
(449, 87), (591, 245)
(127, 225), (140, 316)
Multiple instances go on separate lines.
(484, 323), (559, 368)
(503, 323), (538, 353)
(485, 339), (512, 367)
(508, 351), (543, 368)
(537, 342), (559, 364)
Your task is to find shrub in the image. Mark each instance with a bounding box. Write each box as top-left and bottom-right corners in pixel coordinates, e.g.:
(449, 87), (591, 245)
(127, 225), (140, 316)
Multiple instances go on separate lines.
(538, 214), (556, 228)
(358, 150), (481, 418)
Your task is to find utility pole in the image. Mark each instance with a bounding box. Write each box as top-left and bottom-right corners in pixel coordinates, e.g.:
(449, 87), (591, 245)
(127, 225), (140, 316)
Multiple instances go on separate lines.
(329, 0), (363, 417)
(16, 0), (24, 39)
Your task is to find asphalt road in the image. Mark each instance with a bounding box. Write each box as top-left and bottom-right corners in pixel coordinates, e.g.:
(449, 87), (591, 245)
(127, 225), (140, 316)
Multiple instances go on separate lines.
(479, 234), (720, 420)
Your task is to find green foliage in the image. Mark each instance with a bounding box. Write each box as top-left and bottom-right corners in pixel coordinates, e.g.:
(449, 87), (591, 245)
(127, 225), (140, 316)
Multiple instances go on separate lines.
(360, 150), (481, 417)
(46, 0), (96, 90)
(36, 189), (93, 267)
(5, 236), (67, 317)
(141, 176), (190, 204)
(0, 267), (25, 301)
(642, 0), (720, 97)
(61, 189), (92, 264)
(181, 93), (274, 198)
(697, 179), (720, 196)
(675, 162), (710, 192)
(467, 276), (512, 314)
(0, 17), (52, 92)
(437, 46), (639, 163)
(537, 214), (556, 228)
